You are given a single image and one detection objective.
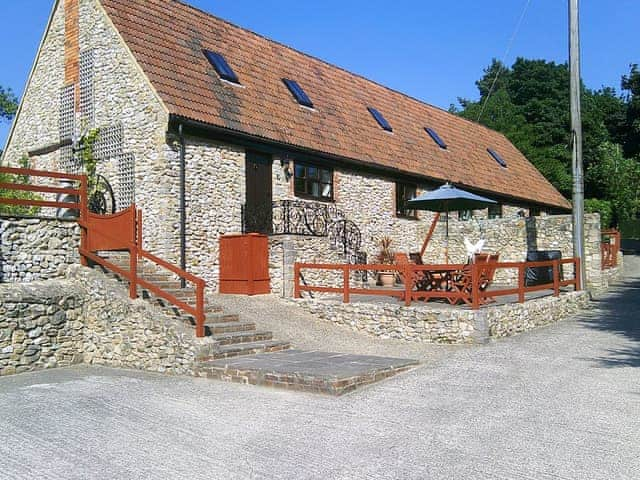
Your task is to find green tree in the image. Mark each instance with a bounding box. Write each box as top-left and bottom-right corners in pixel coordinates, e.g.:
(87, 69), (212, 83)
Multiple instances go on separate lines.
(587, 142), (640, 226)
(0, 85), (18, 122)
(456, 58), (634, 203)
(622, 64), (640, 157)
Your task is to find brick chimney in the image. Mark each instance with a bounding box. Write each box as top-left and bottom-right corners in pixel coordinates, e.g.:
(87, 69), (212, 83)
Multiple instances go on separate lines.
(64, 0), (80, 108)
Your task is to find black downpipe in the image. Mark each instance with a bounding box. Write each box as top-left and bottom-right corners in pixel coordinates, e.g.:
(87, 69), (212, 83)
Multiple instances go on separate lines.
(179, 124), (187, 289)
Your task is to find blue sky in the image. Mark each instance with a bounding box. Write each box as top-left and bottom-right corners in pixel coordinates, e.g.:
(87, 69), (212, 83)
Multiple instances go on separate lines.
(1, 0), (638, 148)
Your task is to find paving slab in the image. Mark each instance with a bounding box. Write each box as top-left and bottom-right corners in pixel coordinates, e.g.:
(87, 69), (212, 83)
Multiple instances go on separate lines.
(195, 349), (419, 395)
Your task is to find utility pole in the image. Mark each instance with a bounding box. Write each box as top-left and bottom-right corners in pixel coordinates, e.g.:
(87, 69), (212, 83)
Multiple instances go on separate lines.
(570, 0), (586, 288)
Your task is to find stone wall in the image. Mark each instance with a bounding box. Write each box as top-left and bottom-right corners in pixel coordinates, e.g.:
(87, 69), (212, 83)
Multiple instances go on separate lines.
(0, 217), (80, 283)
(70, 265), (216, 374)
(293, 291), (589, 344)
(0, 281), (84, 376)
(0, 266), (216, 378)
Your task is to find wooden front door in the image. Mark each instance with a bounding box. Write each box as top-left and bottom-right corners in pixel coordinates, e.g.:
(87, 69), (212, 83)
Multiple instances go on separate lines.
(245, 151), (273, 234)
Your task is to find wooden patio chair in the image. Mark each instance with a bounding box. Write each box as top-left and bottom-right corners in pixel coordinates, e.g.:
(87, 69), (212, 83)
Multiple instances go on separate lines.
(394, 253), (430, 296)
(450, 252), (500, 306)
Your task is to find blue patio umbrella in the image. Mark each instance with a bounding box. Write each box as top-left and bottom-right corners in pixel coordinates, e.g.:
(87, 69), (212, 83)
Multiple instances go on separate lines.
(407, 183), (497, 262)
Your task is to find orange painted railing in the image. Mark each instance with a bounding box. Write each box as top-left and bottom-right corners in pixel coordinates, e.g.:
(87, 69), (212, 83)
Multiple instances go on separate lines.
(294, 258), (581, 308)
(1, 167), (207, 337)
(601, 229), (620, 269)
(78, 206), (207, 337)
(0, 166), (88, 211)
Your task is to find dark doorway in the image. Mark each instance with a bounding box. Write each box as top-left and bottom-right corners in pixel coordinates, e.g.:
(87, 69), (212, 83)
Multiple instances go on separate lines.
(244, 151), (273, 234)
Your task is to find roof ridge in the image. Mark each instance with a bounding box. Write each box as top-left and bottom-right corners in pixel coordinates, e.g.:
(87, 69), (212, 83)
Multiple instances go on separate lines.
(168, 0), (499, 136)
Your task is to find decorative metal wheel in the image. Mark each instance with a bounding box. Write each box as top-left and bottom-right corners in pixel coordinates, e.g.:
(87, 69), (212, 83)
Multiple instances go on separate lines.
(88, 174), (116, 214)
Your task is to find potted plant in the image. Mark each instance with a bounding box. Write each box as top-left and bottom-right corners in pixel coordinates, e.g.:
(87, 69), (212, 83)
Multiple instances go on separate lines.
(376, 236), (396, 287)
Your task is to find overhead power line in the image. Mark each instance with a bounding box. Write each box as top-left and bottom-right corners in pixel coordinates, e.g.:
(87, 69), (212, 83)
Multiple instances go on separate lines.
(477, 0), (532, 122)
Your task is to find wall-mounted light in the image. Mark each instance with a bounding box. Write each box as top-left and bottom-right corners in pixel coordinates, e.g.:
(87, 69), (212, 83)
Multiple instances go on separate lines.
(282, 157), (293, 181)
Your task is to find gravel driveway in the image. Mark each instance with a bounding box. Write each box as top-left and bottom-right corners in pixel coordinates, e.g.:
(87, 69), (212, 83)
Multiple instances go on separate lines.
(1, 257), (638, 479)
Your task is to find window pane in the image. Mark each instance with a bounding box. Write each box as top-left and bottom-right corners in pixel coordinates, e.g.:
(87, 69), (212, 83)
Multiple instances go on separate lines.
(294, 177), (305, 193)
(307, 166), (318, 179)
(320, 169), (332, 183)
(311, 181), (320, 197)
(295, 164), (305, 178)
(321, 183), (332, 198)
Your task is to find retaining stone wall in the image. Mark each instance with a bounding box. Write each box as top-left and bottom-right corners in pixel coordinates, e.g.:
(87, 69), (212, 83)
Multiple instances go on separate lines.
(293, 291), (589, 344)
(0, 266), (216, 378)
(1, 217), (80, 283)
(0, 281), (84, 376)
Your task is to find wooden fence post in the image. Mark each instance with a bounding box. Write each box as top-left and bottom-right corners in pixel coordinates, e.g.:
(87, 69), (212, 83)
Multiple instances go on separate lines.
(404, 264), (412, 307)
(195, 280), (205, 338)
(293, 263), (301, 298)
(129, 243), (138, 300)
(471, 263), (480, 310)
(79, 175), (88, 266)
(518, 264), (525, 303)
(343, 265), (350, 303)
(575, 258), (582, 291)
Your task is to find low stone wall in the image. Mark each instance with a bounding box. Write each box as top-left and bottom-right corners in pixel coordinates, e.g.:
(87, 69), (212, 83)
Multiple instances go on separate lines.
(0, 266), (216, 378)
(485, 292), (589, 338)
(1, 216), (80, 283)
(293, 291), (589, 344)
(0, 281), (84, 376)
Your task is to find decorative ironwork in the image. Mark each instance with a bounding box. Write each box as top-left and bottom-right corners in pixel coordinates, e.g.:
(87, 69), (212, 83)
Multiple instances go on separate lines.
(242, 200), (365, 271)
(88, 174), (116, 214)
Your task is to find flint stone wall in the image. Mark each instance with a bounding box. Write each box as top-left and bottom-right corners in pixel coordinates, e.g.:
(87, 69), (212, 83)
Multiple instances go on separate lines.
(0, 266), (216, 378)
(0, 281), (84, 376)
(1, 217), (80, 283)
(293, 290), (589, 344)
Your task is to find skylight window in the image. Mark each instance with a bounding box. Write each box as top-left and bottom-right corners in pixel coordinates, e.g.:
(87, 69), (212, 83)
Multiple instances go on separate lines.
(203, 50), (239, 84)
(488, 148), (507, 168)
(367, 107), (393, 132)
(425, 127), (447, 149)
(282, 79), (313, 108)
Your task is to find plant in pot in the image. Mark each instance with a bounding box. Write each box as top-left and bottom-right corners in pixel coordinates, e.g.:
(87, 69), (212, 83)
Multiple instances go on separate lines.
(376, 236), (396, 287)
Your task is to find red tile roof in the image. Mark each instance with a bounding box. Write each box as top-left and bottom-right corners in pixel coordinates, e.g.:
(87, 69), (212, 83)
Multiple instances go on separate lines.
(100, 0), (571, 209)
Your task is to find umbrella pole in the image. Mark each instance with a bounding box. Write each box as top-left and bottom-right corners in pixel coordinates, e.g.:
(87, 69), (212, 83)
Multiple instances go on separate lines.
(445, 209), (449, 264)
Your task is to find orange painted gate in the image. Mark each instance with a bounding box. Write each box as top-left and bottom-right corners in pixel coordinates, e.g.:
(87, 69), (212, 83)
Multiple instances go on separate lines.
(219, 233), (270, 295)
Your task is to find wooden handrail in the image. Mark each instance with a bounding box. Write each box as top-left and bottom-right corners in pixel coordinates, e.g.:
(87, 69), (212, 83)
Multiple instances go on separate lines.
(0, 182), (80, 195)
(294, 258), (581, 308)
(0, 166), (85, 180)
(2, 167), (207, 336)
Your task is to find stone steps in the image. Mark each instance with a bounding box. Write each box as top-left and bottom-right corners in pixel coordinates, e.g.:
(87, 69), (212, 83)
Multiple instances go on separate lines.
(88, 253), (292, 362)
(212, 330), (273, 346)
(203, 340), (291, 361)
(194, 350), (419, 395)
(205, 321), (256, 335)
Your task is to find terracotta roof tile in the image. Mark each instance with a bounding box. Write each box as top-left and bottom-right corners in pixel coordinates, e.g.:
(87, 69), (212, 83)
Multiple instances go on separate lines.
(100, 0), (571, 209)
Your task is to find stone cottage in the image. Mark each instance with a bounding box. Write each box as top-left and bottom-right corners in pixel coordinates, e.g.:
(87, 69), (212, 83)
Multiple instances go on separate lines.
(3, 0), (581, 295)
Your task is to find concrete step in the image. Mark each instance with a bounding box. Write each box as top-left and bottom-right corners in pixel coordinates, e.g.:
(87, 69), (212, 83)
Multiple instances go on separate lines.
(212, 330), (273, 346)
(202, 340), (291, 361)
(205, 321), (256, 335)
(195, 350), (418, 395)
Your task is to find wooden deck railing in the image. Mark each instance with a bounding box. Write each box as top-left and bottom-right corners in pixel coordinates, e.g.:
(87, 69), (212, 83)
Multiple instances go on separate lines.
(0, 166), (88, 213)
(294, 258), (581, 309)
(601, 229), (620, 269)
(1, 167), (207, 337)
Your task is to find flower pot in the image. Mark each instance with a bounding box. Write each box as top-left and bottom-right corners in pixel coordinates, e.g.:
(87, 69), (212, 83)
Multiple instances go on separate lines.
(378, 271), (395, 287)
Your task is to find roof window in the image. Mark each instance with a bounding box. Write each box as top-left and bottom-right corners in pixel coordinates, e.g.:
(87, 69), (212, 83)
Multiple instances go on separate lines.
(488, 148), (507, 168)
(425, 127), (447, 149)
(282, 79), (313, 108)
(367, 107), (392, 132)
(203, 50), (239, 84)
